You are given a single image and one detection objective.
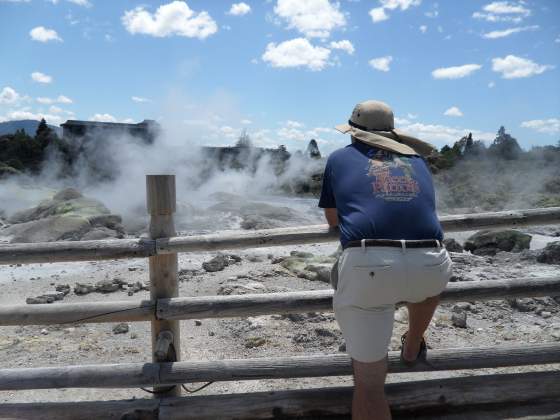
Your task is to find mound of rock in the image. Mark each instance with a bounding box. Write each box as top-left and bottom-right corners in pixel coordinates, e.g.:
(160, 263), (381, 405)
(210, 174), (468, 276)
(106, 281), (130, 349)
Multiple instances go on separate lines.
(537, 241), (560, 265)
(277, 251), (336, 283)
(464, 229), (531, 256)
(210, 200), (311, 230)
(202, 253), (242, 272)
(443, 238), (463, 253)
(3, 188), (125, 243)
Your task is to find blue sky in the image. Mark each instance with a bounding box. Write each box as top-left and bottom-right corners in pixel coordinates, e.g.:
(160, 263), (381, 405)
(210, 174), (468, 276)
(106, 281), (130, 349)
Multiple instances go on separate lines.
(0, 0), (559, 153)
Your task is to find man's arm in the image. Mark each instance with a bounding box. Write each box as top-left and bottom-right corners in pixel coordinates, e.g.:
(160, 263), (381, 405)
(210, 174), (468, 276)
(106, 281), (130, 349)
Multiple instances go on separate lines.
(324, 208), (338, 227)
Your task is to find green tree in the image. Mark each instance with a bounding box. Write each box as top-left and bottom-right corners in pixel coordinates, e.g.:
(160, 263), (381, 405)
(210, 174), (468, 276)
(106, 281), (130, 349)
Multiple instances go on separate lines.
(488, 126), (522, 160)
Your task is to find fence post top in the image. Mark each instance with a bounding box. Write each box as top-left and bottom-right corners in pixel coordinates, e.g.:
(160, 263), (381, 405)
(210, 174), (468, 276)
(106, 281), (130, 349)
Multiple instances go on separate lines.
(146, 175), (176, 215)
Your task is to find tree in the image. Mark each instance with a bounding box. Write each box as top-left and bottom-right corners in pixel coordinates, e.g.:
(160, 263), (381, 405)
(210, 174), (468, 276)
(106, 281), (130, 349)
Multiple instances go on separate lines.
(488, 126), (522, 160)
(35, 118), (57, 149)
(235, 129), (252, 148)
(306, 139), (321, 159)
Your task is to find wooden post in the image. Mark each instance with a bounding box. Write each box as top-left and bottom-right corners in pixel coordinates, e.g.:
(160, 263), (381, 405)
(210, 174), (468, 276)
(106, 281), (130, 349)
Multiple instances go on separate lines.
(146, 175), (181, 397)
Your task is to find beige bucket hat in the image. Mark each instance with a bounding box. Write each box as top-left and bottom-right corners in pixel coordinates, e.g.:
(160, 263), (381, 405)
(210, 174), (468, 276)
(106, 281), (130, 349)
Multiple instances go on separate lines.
(335, 100), (436, 156)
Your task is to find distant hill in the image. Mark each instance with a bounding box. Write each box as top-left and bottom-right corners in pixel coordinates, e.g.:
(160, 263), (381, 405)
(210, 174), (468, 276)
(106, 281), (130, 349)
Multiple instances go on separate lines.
(0, 120), (62, 137)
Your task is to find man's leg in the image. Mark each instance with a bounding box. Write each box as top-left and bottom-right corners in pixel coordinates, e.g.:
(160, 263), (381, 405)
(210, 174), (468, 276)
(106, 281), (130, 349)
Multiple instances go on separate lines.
(402, 295), (439, 362)
(352, 357), (391, 420)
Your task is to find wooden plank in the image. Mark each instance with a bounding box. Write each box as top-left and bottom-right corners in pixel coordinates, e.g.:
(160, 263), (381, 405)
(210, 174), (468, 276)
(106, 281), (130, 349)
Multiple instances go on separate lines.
(0, 300), (155, 325)
(158, 370), (560, 420)
(0, 238), (154, 265)
(158, 276), (560, 321)
(0, 399), (159, 420)
(157, 207), (560, 253)
(0, 207), (558, 265)
(2, 371), (557, 419)
(1, 276), (557, 327)
(146, 174), (181, 398)
(1, 343), (558, 390)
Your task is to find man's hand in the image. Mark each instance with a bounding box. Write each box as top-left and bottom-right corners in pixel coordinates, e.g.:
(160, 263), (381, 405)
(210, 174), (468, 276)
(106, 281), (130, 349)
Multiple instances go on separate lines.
(324, 208), (338, 227)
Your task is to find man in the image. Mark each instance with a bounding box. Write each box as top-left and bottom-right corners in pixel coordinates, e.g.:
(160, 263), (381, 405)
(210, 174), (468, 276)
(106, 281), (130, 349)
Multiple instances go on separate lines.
(319, 100), (452, 420)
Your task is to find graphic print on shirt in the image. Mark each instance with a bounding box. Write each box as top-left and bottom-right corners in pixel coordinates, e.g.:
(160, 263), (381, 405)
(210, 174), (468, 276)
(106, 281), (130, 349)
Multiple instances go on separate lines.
(366, 149), (420, 202)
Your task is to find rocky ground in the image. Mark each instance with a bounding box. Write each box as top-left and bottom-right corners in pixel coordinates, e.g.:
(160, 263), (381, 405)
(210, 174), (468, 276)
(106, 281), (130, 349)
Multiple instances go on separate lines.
(0, 225), (559, 413)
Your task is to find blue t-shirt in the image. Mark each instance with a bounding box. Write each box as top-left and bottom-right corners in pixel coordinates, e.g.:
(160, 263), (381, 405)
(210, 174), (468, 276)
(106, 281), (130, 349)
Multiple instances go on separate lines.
(318, 141), (443, 247)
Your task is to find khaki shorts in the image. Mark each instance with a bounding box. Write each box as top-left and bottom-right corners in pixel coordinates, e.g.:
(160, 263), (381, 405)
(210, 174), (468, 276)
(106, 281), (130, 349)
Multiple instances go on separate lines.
(333, 245), (452, 363)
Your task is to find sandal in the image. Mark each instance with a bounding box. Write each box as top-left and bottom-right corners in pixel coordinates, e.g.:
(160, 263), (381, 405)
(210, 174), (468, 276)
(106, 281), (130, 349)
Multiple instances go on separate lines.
(400, 331), (427, 367)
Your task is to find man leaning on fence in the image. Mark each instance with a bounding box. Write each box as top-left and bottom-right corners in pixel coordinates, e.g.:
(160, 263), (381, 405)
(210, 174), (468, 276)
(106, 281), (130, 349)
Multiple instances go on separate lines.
(319, 100), (453, 420)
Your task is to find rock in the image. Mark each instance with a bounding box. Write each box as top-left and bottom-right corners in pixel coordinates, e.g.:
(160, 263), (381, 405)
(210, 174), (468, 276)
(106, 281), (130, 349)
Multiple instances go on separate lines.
(245, 337), (266, 348)
(55, 284), (71, 295)
(290, 251), (315, 258)
(5, 188), (125, 243)
(536, 241), (560, 265)
(40, 328), (49, 335)
(464, 229), (531, 256)
(81, 227), (120, 240)
(451, 310), (467, 328)
(26, 295), (55, 304)
(5, 215), (92, 243)
(540, 311), (552, 319)
(453, 302), (472, 311)
(508, 297), (535, 312)
(314, 328), (337, 338)
(338, 342), (347, 352)
(112, 323), (129, 334)
(194, 320), (202, 326)
(394, 307), (408, 323)
(95, 279), (121, 293)
(129, 281), (148, 293)
(74, 282), (96, 295)
(304, 264), (331, 283)
(443, 238), (463, 253)
(202, 254), (242, 272)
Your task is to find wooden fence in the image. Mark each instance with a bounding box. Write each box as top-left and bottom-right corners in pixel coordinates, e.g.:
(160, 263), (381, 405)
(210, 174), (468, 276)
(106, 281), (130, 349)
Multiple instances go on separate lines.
(0, 175), (559, 419)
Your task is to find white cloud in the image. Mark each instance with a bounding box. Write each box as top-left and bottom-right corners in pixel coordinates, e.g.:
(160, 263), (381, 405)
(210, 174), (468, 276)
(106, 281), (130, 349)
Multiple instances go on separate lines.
(483, 1), (530, 15)
(36, 95), (73, 104)
(122, 1), (218, 39)
(329, 40), (354, 55)
(398, 121), (495, 146)
(273, 0), (346, 38)
(89, 114), (135, 123)
(57, 95), (72, 104)
(90, 113), (117, 123)
(0, 87), (21, 104)
(31, 71), (52, 84)
(262, 38), (331, 71)
(369, 0), (421, 23)
(369, 7), (388, 22)
(473, 1), (530, 23)
(444, 106), (463, 117)
(368, 55), (393, 72)
(1, 109), (65, 125)
(419, 25), (427, 33)
(521, 118), (560, 134)
(228, 2), (251, 16)
(29, 26), (62, 42)
(492, 55), (553, 79)
(132, 96), (150, 103)
(240, 119), (252, 125)
(432, 63), (482, 79)
(488, 81), (495, 88)
(67, 0), (91, 7)
(483, 25), (538, 39)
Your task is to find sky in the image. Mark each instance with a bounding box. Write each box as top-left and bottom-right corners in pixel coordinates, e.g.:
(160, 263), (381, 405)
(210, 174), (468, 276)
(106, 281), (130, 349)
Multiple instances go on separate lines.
(0, 0), (559, 154)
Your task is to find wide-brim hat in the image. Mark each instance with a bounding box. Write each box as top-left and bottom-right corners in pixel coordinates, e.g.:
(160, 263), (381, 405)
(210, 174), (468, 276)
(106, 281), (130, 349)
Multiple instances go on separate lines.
(335, 100), (436, 157)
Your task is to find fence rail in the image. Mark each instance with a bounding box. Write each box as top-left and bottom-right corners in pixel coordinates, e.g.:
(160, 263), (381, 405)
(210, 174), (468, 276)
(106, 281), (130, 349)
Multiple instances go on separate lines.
(0, 276), (559, 326)
(1, 343), (558, 391)
(1, 207), (559, 265)
(1, 175), (559, 419)
(1, 370), (559, 420)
